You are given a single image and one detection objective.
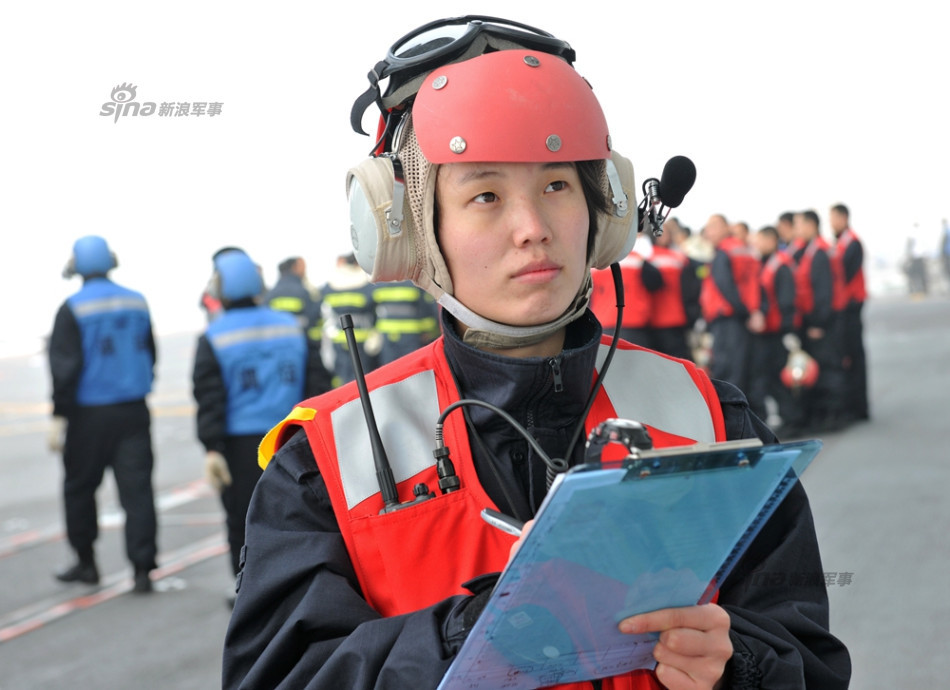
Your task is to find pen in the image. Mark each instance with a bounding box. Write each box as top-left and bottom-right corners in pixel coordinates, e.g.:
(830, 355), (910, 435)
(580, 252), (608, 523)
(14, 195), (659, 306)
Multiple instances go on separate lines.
(480, 508), (524, 537)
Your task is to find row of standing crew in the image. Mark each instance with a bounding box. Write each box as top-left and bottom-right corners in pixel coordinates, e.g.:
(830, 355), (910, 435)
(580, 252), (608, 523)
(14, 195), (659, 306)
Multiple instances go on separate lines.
(591, 204), (869, 437)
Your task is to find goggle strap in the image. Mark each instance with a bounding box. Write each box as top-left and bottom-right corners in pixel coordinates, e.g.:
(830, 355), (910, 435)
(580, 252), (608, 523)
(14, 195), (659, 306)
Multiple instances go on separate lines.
(350, 60), (390, 136)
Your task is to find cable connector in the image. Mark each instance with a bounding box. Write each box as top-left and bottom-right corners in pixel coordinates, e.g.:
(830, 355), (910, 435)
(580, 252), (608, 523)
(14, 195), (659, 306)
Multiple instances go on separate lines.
(434, 445), (460, 494)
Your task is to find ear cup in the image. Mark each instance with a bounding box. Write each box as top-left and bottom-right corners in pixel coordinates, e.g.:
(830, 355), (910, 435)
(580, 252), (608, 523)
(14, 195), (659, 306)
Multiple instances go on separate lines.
(589, 150), (638, 270)
(346, 156), (417, 283)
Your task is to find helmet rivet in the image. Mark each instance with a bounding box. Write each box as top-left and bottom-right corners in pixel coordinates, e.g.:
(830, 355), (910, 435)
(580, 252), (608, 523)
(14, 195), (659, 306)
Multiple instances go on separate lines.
(546, 135), (562, 153)
(606, 134), (613, 151)
(523, 55), (541, 68)
(449, 136), (467, 154)
(432, 75), (448, 90)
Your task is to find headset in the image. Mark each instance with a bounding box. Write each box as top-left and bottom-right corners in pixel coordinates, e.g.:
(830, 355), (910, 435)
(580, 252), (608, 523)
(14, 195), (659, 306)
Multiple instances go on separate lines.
(211, 250), (265, 303)
(345, 49), (639, 291)
(63, 235), (118, 279)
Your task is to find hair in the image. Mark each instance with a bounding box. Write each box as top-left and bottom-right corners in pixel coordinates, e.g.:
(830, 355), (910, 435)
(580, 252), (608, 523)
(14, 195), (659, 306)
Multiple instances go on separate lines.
(778, 212), (795, 225)
(758, 225), (779, 241)
(831, 203), (849, 218)
(278, 257), (301, 275)
(576, 159), (610, 260)
(799, 209), (820, 229)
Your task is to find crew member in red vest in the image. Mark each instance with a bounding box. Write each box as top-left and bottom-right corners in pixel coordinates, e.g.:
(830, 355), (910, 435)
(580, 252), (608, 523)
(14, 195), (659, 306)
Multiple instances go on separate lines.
(699, 214), (764, 392)
(829, 203), (869, 421)
(792, 210), (848, 431)
(223, 17), (850, 690)
(647, 229), (700, 360)
(590, 243), (662, 349)
(747, 225), (805, 436)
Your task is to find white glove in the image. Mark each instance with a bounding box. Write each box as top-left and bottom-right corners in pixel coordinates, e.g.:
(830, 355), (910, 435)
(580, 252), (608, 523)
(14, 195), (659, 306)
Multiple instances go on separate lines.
(205, 450), (233, 491)
(48, 416), (67, 453)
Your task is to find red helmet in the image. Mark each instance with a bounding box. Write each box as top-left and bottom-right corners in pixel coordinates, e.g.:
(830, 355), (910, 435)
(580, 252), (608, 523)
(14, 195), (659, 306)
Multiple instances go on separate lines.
(412, 50), (611, 164)
(781, 350), (819, 389)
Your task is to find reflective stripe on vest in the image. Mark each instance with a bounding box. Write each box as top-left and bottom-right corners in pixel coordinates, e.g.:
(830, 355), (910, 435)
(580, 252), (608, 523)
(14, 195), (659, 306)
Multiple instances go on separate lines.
(208, 323), (302, 349)
(375, 317), (438, 335)
(372, 285), (425, 303)
(324, 292), (369, 309)
(330, 368), (442, 510)
(269, 296), (305, 313)
(72, 294), (148, 318)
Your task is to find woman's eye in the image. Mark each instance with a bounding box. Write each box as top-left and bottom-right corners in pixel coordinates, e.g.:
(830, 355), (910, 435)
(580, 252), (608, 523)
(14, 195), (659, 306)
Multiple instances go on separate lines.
(546, 180), (567, 192)
(473, 192), (498, 204)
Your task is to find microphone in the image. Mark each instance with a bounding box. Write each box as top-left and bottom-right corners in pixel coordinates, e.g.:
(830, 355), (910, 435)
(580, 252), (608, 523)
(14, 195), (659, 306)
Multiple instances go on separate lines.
(658, 155), (696, 209)
(638, 155), (696, 236)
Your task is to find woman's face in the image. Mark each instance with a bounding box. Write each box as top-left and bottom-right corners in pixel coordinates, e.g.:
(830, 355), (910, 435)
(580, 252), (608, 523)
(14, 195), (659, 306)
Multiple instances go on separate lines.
(436, 161), (590, 328)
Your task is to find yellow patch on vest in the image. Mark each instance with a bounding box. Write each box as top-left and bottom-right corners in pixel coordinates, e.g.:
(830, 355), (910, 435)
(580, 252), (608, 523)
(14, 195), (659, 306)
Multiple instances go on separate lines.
(258, 406), (317, 469)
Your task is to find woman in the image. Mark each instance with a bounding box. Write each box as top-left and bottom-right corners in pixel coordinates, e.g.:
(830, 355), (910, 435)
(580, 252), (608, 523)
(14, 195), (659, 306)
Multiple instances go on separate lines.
(222, 17), (849, 690)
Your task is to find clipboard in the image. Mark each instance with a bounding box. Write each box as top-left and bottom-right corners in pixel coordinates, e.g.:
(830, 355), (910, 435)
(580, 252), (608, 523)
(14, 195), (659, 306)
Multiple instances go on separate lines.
(438, 438), (822, 690)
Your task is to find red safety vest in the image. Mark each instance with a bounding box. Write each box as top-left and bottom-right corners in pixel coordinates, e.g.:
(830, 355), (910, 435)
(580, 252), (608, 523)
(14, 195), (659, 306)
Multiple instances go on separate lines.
(831, 228), (867, 309)
(591, 252), (652, 329)
(760, 252), (798, 334)
(794, 237), (839, 317)
(260, 337), (727, 690)
(648, 246), (689, 328)
(700, 237), (761, 322)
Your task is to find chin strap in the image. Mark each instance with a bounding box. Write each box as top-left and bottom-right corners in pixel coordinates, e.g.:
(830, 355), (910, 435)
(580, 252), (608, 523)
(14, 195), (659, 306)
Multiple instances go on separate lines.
(438, 275), (592, 350)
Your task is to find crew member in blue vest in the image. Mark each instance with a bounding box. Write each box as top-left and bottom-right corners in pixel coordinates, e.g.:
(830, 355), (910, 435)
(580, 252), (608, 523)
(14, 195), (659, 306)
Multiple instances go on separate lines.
(48, 235), (159, 593)
(192, 250), (331, 601)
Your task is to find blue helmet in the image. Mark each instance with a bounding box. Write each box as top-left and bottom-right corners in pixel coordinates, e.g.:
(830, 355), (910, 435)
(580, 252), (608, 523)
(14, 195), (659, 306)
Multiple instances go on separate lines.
(71, 235), (116, 277)
(215, 250), (264, 302)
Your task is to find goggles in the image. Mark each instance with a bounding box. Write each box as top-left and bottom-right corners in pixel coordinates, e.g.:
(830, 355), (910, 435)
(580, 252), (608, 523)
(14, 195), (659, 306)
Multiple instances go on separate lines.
(350, 15), (576, 141)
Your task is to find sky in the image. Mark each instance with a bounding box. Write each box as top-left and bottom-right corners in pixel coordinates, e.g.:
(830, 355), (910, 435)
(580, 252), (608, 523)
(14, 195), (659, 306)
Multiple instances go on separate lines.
(1, 0), (948, 357)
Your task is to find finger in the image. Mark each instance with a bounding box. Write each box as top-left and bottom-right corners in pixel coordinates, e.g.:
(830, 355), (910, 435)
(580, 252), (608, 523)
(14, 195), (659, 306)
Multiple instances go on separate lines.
(620, 604), (729, 635)
(658, 626), (733, 659)
(653, 656), (715, 690)
(653, 640), (730, 689)
(508, 519), (535, 560)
